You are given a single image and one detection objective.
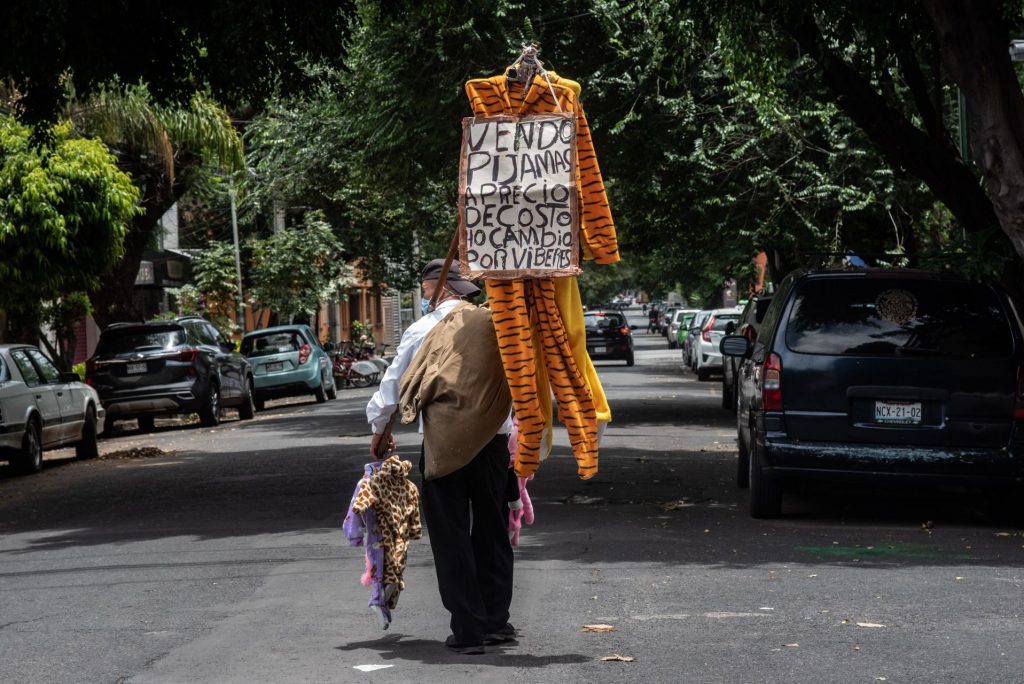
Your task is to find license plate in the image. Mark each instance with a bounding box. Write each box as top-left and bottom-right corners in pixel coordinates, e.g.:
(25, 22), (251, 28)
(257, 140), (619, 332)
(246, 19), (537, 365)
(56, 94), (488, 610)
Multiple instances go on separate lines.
(126, 362), (147, 375)
(874, 400), (922, 424)
(593, 346), (606, 355)
(265, 361), (284, 373)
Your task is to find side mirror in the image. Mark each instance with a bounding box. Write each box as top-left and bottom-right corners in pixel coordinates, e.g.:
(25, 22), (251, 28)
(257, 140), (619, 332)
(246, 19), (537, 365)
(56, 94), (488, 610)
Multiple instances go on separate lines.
(323, 342), (336, 352)
(630, 324), (638, 330)
(720, 335), (751, 358)
(60, 371), (81, 383)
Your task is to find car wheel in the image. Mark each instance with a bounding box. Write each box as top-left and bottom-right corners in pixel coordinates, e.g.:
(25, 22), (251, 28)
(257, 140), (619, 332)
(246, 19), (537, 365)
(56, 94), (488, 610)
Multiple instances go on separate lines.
(199, 383), (221, 427)
(721, 376), (732, 410)
(668, 339), (676, 350)
(749, 440), (782, 518)
(697, 366), (709, 381)
(326, 374), (337, 400)
(15, 418), (43, 475)
(102, 416), (116, 437)
(137, 415), (156, 432)
(625, 350), (635, 367)
(76, 406), (100, 460)
(254, 396), (266, 412)
(314, 373), (329, 403)
(238, 377), (256, 420)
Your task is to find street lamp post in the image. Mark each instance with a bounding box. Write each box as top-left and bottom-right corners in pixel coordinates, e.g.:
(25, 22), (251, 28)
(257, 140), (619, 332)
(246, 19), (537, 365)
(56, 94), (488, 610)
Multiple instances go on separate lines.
(229, 187), (245, 336)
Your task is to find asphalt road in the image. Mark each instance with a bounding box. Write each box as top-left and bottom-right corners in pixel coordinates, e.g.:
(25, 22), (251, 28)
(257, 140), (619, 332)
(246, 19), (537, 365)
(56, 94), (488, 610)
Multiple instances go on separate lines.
(2, 322), (1023, 683)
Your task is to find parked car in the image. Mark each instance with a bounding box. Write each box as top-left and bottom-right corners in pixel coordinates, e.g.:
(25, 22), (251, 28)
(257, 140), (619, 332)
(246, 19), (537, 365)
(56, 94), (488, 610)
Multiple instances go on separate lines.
(683, 310), (712, 370)
(667, 309), (700, 349)
(721, 295), (773, 411)
(241, 325), (336, 410)
(693, 308), (741, 380)
(674, 310), (699, 350)
(87, 316), (254, 432)
(722, 267), (1024, 518)
(584, 310), (635, 366)
(0, 345), (104, 473)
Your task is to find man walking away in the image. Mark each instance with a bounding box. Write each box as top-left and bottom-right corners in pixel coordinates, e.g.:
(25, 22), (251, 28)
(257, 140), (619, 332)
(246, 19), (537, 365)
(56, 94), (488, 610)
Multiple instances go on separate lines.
(365, 259), (516, 655)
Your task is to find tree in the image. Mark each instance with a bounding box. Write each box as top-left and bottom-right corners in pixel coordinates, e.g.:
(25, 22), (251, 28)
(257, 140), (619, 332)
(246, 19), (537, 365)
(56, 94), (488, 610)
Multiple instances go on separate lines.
(248, 212), (354, 323)
(70, 83), (245, 326)
(0, 2), (354, 126)
(691, 0), (1024, 274)
(166, 241), (240, 333)
(0, 116), (139, 341)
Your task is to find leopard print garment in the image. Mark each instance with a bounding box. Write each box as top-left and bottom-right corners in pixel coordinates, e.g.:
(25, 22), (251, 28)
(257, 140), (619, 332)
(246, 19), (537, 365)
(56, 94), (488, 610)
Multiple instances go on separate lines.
(351, 455), (422, 604)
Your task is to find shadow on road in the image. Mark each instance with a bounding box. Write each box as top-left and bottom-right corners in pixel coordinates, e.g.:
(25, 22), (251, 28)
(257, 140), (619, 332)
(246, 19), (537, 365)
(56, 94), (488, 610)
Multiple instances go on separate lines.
(335, 633), (590, 667)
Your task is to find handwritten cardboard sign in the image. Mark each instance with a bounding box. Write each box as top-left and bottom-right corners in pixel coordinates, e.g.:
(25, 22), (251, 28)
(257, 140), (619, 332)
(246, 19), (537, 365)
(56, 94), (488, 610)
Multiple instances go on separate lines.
(458, 113), (580, 278)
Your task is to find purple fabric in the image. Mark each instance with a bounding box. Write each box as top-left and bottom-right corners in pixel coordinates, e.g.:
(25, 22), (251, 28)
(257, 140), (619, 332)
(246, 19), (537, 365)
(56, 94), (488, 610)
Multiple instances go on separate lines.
(343, 461), (391, 625)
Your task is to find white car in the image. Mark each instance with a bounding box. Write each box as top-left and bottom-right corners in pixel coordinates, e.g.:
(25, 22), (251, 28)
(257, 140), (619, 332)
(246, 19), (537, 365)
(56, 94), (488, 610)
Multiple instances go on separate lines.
(0, 344), (104, 474)
(694, 308), (742, 380)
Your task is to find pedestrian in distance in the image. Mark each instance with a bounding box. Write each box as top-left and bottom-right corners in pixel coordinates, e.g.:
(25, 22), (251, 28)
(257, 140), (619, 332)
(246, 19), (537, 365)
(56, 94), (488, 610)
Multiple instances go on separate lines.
(647, 305), (660, 333)
(365, 258), (517, 656)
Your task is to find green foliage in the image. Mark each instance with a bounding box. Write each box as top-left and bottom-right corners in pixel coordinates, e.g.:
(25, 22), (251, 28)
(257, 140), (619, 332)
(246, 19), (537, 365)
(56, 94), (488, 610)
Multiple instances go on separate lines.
(0, 116), (139, 338)
(248, 212), (354, 322)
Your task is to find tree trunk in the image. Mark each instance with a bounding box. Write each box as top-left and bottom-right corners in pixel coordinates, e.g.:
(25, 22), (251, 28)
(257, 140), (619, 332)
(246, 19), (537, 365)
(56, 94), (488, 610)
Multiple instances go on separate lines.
(89, 173), (179, 329)
(924, 0), (1024, 259)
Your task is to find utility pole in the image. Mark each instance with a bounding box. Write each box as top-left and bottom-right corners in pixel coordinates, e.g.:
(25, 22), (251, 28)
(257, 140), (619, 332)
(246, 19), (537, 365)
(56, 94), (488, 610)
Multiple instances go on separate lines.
(229, 188), (245, 336)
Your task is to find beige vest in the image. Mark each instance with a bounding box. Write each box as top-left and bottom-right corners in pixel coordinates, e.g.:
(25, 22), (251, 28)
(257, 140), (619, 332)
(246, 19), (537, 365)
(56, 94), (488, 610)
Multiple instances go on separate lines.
(399, 302), (512, 480)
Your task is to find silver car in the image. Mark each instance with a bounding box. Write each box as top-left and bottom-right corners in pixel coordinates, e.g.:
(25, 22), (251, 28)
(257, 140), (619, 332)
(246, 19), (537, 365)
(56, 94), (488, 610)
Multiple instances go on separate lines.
(0, 344), (104, 474)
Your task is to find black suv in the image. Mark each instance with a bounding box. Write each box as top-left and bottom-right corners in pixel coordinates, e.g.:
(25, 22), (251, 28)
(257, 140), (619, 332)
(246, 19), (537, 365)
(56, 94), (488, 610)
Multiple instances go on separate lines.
(722, 268), (1024, 518)
(87, 317), (255, 432)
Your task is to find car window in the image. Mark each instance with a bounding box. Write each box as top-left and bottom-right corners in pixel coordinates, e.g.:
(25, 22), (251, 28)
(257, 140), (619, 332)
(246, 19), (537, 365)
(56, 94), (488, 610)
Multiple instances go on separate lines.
(786, 277), (1013, 358)
(96, 327), (185, 355)
(0, 357), (7, 383)
(10, 349), (42, 387)
(584, 313), (624, 329)
(26, 349), (61, 383)
(189, 322), (218, 346)
(711, 314), (740, 331)
(242, 331), (302, 357)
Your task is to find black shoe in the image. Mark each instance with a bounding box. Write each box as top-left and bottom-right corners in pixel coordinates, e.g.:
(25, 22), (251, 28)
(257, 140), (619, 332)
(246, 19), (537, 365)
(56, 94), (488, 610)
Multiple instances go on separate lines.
(445, 635), (485, 655)
(484, 623), (517, 645)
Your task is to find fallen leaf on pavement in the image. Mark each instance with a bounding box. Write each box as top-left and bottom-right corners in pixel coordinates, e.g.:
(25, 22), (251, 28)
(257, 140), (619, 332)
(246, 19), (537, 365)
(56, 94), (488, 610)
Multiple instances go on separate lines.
(600, 654), (635, 662)
(856, 622), (886, 628)
(783, 643), (799, 648)
(581, 624), (616, 633)
(564, 495), (605, 505)
(660, 500), (694, 511)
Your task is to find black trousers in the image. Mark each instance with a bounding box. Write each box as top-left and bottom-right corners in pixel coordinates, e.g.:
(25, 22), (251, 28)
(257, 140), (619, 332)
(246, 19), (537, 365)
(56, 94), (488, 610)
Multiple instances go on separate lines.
(419, 433), (514, 643)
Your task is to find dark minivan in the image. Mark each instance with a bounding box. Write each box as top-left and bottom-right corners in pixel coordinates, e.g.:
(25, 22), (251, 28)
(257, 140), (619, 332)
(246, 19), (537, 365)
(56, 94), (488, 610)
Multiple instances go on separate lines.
(87, 317), (255, 433)
(722, 268), (1024, 518)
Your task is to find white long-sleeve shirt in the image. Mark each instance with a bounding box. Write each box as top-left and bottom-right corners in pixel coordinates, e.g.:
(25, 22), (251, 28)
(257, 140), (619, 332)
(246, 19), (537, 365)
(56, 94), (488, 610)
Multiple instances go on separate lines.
(366, 298), (513, 435)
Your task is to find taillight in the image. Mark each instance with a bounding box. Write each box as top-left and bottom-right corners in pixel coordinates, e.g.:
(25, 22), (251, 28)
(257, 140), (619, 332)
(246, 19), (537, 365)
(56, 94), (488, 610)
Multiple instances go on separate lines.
(174, 348), (199, 363)
(702, 316), (715, 342)
(86, 358), (96, 376)
(298, 343), (311, 365)
(1015, 367), (1024, 419)
(762, 352), (783, 411)
(619, 326), (629, 335)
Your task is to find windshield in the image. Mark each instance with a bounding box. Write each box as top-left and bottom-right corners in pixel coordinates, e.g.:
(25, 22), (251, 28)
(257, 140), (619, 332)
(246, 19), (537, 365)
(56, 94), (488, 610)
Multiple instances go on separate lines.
(584, 312), (624, 329)
(96, 328), (185, 355)
(786, 278), (1013, 358)
(242, 331), (302, 357)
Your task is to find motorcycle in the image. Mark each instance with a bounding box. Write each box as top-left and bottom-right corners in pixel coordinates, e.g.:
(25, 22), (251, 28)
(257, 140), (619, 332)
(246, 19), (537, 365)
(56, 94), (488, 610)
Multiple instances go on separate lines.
(330, 341), (389, 388)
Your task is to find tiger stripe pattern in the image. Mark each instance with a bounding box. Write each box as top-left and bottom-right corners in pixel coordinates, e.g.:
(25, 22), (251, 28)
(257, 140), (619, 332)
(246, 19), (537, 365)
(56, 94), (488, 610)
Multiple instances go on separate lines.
(465, 75), (618, 480)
